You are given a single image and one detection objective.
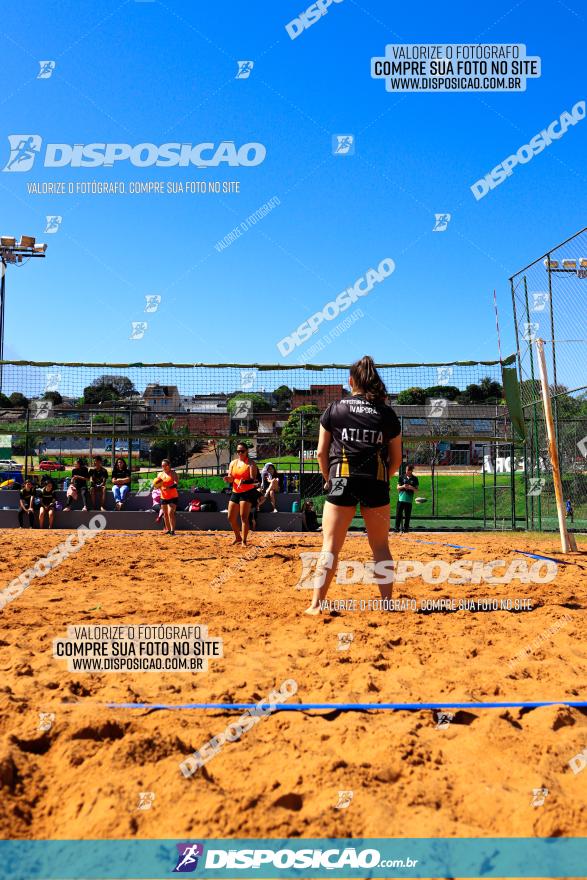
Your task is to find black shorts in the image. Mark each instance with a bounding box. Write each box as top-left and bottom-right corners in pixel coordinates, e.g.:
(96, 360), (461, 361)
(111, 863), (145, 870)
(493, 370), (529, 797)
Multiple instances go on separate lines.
(230, 488), (258, 505)
(160, 496), (178, 506)
(326, 477), (390, 509)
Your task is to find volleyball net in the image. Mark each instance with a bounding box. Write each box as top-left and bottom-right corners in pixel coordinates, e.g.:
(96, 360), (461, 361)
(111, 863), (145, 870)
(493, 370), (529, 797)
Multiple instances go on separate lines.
(510, 226), (587, 530)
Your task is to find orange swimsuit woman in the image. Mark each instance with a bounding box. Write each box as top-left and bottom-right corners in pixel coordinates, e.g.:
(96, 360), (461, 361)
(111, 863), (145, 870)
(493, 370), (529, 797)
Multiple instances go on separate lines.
(154, 458), (179, 536)
(224, 442), (259, 546)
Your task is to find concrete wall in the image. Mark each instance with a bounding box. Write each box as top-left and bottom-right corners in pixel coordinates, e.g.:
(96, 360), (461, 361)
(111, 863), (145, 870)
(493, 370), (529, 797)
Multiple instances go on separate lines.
(0, 490), (302, 531)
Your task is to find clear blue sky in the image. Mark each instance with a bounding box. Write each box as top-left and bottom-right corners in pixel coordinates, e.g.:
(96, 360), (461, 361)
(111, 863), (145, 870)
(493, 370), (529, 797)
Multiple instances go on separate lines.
(1, 0), (585, 372)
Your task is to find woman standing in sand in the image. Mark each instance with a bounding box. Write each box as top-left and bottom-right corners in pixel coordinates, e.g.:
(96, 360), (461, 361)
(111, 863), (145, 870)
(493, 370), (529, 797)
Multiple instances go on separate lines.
(304, 355), (402, 615)
(224, 442), (259, 546)
(153, 459), (179, 536)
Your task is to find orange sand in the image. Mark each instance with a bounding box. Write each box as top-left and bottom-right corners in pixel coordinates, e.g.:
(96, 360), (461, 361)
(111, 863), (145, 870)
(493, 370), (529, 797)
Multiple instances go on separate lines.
(0, 529), (586, 840)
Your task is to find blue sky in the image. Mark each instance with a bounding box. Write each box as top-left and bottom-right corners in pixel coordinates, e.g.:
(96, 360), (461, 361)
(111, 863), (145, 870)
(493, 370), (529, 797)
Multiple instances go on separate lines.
(1, 0), (586, 375)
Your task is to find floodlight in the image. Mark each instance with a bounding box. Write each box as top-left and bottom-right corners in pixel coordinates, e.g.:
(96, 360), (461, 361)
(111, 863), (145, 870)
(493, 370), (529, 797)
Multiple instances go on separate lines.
(0, 236), (16, 247)
(543, 259), (558, 269)
(562, 259), (576, 269)
(33, 243), (47, 253)
(19, 235), (35, 248)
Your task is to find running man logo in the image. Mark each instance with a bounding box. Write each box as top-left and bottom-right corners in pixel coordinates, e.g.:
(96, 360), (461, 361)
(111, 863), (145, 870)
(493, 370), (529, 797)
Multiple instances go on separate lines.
(236, 61), (254, 79)
(38, 712), (55, 731)
(527, 477), (546, 497)
(530, 787), (549, 807)
(437, 366), (454, 385)
(137, 791), (155, 811)
(433, 213), (451, 232)
(332, 134), (355, 155)
(173, 843), (205, 873)
(233, 399), (252, 419)
(3, 135), (42, 172)
(532, 292), (549, 312)
(337, 631), (354, 651)
(435, 711), (454, 729)
(334, 790), (354, 809)
(523, 322), (539, 342)
(296, 551), (335, 589)
(144, 294), (161, 313)
(45, 215), (62, 234)
(576, 435), (587, 459)
(37, 60), (56, 79)
(240, 369), (257, 390)
(31, 400), (53, 420)
(130, 321), (148, 340)
(426, 398), (449, 419)
(329, 477), (347, 496)
(44, 372), (61, 393)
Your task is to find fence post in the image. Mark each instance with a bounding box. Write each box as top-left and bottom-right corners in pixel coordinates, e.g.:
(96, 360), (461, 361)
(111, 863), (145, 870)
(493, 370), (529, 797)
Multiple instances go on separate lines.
(24, 405), (30, 481)
(536, 338), (577, 552)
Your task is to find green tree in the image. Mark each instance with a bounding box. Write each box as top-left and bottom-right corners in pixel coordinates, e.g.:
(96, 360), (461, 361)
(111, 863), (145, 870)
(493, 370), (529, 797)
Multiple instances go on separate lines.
(91, 375), (137, 398)
(210, 438), (230, 470)
(273, 385), (293, 410)
(396, 387), (426, 405)
(43, 391), (63, 405)
(458, 383), (484, 405)
(9, 392), (29, 409)
(156, 417), (179, 461)
(422, 385), (461, 401)
(83, 383), (119, 404)
(281, 405), (320, 454)
(479, 377), (503, 402)
(227, 392), (271, 414)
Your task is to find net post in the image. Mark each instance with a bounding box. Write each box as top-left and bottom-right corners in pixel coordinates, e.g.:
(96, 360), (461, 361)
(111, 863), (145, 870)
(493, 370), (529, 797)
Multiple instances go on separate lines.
(535, 339), (577, 553)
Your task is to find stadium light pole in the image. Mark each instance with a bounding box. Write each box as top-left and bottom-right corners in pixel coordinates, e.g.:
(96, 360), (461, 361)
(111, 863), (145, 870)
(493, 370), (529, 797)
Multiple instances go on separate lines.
(0, 235), (47, 392)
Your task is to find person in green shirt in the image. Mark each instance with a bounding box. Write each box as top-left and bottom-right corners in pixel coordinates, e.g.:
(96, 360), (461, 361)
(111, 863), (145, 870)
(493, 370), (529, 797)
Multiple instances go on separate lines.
(395, 464), (419, 533)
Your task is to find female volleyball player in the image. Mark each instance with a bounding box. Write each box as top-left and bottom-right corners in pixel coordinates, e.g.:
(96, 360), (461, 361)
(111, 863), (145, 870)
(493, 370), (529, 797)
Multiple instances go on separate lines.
(304, 355), (402, 615)
(153, 459), (179, 535)
(224, 442), (259, 546)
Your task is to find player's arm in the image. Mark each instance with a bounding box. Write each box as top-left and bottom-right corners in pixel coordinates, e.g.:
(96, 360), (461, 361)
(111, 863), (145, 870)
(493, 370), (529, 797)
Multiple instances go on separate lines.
(317, 425), (331, 485)
(388, 435), (402, 478)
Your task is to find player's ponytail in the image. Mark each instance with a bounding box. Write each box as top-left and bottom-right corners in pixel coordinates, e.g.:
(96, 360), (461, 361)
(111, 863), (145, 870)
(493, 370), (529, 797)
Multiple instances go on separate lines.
(349, 355), (388, 404)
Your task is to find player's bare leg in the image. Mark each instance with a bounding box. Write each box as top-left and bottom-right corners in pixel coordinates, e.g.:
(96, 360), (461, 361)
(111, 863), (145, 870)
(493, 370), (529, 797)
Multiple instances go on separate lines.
(304, 502), (355, 615)
(361, 503), (393, 600)
(227, 500), (242, 544)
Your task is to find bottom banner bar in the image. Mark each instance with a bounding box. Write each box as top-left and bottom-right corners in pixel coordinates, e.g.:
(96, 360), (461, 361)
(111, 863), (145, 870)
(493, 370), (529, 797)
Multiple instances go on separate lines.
(0, 838), (586, 879)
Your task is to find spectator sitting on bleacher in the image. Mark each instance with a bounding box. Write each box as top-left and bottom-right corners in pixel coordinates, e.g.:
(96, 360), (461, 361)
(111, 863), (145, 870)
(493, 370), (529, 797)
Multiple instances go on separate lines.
(302, 499), (319, 532)
(64, 458), (89, 512)
(18, 478), (36, 528)
(150, 486), (163, 523)
(89, 455), (109, 511)
(258, 462), (279, 513)
(39, 479), (57, 529)
(112, 457), (131, 510)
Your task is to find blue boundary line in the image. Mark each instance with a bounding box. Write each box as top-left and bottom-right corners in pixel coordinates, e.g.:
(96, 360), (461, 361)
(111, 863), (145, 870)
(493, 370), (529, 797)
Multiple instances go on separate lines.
(106, 700), (587, 710)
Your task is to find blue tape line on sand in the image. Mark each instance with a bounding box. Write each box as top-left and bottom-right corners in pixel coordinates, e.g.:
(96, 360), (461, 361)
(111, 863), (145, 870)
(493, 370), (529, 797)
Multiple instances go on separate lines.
(414, 538), (571, 564)
(512, 550), (571, 564)
(106, 700), (587, 711)
(414, 539), (476, 550)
